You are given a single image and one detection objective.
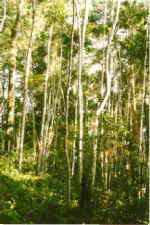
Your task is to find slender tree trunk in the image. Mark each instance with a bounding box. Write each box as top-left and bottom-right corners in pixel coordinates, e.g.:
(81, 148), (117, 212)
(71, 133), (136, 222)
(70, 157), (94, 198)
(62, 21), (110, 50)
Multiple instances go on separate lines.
(65, 1), (75, 202)
(72, 99), (78, 177)
(40, 42), (62, 173)
(7, 0), (24, 151)
(92, 49), (111, 185)
(6, 0), (22, 151)
(75, 0), (83, 183)
(92, 116), (98, 185)
(131, 66), (136, 112)
(75, 0), (89, 183)
(0, 0), (7, 33)
(7, 62), (16, 152)
(139, 45), (147, 198)
(32, 102), (36, 160)
(19, 0), (36, 172)
(37, 24), (53, 174)
(149, 88), (150, 222)
(91, 0), (120, 186)
(0, 83), (5, 152)
(111, 0), (115, 21)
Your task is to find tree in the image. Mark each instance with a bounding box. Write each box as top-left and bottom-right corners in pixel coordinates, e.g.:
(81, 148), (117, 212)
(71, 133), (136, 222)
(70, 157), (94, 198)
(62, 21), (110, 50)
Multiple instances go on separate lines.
(19, 0), (36, 172)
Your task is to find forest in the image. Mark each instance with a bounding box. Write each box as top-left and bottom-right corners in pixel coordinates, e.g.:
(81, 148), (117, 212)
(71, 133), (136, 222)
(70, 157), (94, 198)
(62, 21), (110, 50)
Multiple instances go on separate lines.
(0, 0), (149, 223)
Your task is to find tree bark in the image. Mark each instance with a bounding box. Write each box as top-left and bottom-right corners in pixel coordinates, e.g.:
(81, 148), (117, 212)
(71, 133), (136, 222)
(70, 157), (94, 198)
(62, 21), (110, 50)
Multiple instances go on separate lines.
(19, 0), (36, 172)
(138, 42), (147, 198)
(37, 24), (54, 174)
(65, 1), (75, 202)
(75, 0), (89, 183)
(0, 0), (7, 33)
(6, 0), (23, 151)
(92, 0), (120, 185)
(72, 99), (78, 177)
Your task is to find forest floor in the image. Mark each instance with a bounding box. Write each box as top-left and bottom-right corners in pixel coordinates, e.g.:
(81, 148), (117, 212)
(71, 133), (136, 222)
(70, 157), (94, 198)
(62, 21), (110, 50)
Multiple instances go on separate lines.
(0, 151), (148, 224)
(0, 152), (83, 224)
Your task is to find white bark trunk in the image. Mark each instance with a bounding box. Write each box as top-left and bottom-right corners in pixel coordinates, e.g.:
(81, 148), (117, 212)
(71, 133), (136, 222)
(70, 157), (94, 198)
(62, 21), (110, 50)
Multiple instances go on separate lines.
(92, 116), (98, 185)
(19, 0), (36, 172)
(38, 24), (53, 174)
(0, 0), (7, 33)
(75, 0), (89, 183)
(91, 0), (120, 186)
(72, 99), (78, 177)
(96, 0), (121, 116)
(139, 40), (147, 198)
(65, 2), (75, 202)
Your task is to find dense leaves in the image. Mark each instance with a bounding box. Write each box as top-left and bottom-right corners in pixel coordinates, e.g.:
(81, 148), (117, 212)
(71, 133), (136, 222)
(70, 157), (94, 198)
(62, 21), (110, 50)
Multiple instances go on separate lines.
(0, 0), (149, 223)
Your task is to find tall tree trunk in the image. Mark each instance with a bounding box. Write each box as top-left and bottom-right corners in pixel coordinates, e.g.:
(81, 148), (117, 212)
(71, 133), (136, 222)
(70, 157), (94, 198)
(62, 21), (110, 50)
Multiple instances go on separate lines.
(6, 0), (21, 151)
(75, 0), (89, 183)
(139, 42), (147, 198)
(7, 61), (16, 152)
(37, 24), (54, 174)
(0, 81), (5, 152)
(19, 0), (36, 172)
(0, 0), (7, 33)
(148, 5), (150, 218)
(65, 1), (75, 202)
(30, 95), (37, 160)
(92, 0), (120, 185)
(92, 116), (98, 185)
(131, 65), (136, 111)
(72, 99), (78, 177)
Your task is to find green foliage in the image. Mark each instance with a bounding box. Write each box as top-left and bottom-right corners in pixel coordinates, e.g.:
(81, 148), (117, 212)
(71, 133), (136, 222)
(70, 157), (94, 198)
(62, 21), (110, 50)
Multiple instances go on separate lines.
(0, 0), (149, 224)
(32, 46), (47, 75)
(88, 9), (103, 24)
